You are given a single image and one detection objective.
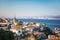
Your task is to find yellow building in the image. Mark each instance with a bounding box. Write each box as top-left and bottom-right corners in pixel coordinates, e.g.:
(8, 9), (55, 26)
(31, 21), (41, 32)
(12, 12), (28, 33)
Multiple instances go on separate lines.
(16, 25), (22, 30)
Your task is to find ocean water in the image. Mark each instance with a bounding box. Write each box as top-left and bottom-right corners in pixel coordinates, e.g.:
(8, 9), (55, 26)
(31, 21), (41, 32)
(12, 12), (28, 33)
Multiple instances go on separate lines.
(19, 19), (60, 30)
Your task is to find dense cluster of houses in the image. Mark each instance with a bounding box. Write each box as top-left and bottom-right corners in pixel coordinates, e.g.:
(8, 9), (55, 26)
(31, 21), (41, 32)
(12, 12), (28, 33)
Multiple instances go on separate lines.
(0, 17), (60, 40)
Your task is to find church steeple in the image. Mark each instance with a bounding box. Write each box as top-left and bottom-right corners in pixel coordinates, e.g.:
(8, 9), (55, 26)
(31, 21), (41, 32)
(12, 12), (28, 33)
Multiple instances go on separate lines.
(13, 16), (16, 24)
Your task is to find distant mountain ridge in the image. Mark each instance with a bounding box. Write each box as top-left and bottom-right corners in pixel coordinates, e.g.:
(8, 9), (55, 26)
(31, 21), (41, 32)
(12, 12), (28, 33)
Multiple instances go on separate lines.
(0, 15), (60, 20)
(52, 16), (60, 18)
(51, 15), (60, 18)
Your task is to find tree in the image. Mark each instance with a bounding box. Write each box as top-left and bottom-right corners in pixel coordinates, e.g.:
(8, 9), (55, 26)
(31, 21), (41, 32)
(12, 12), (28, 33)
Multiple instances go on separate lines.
(43, 27), (55, 37)
(0, 29), (14, 40)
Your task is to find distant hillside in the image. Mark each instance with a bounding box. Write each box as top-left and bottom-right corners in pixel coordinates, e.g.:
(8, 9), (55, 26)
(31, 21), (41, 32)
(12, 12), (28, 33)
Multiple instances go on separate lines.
(51, 16), (60, 18)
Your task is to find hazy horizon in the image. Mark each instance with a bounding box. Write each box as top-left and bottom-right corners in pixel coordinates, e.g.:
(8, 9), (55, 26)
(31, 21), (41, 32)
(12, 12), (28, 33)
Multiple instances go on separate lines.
(0, 0), (60, 18)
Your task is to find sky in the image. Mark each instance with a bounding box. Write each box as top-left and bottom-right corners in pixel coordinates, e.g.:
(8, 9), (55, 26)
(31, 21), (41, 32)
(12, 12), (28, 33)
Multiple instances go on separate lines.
(0, 0), (60, 18)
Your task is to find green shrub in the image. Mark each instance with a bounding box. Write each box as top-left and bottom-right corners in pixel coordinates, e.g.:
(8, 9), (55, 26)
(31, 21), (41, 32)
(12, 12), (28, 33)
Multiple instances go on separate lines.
(35, 37), (41, 40)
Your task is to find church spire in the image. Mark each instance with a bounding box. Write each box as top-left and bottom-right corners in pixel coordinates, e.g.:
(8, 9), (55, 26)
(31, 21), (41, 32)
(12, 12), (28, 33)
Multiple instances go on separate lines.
(13, 14), (16, 24)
